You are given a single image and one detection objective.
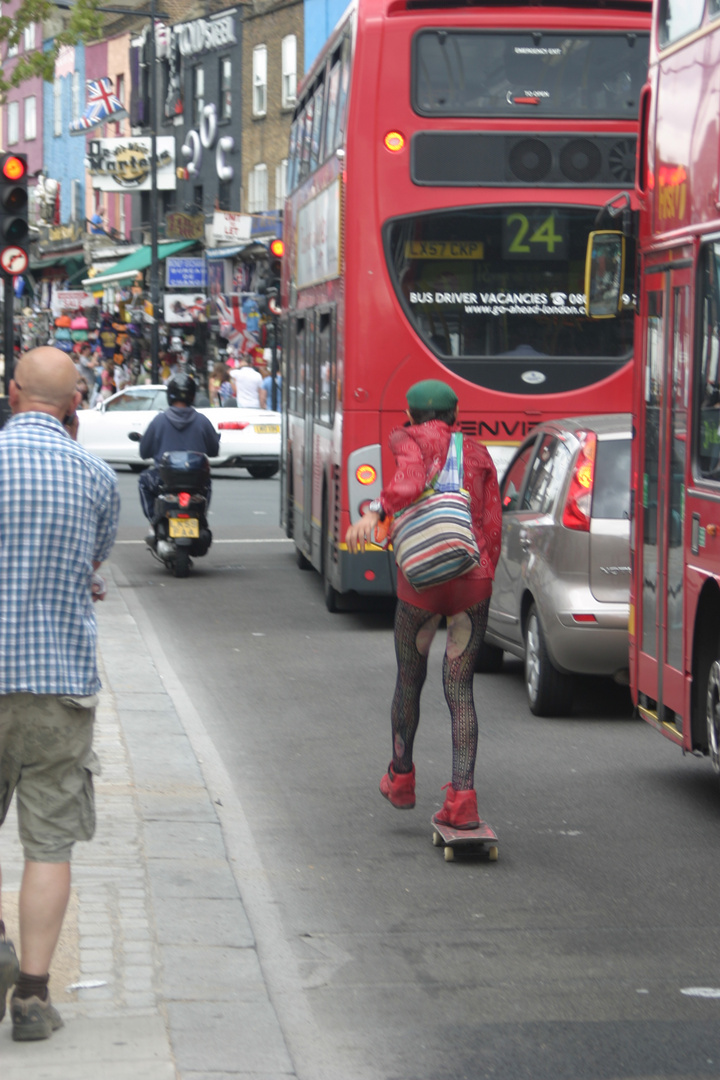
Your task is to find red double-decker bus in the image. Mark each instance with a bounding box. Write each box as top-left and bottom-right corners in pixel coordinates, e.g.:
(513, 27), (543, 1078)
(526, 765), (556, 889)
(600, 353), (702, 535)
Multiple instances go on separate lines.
(281, 0), (651, 609)
(617, 0), (720, 767)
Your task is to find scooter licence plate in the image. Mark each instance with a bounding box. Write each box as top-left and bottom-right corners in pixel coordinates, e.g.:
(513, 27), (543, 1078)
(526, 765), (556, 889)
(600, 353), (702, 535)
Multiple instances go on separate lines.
(169, 517), (199, 539)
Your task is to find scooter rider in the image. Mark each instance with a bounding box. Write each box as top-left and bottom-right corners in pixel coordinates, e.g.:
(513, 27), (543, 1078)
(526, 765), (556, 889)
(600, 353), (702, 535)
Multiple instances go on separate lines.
(138, 373), (220, 522)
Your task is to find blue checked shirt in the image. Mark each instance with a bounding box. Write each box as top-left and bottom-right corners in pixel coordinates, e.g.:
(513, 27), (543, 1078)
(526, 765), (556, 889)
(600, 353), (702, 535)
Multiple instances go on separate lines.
(0, 412), (120, 695)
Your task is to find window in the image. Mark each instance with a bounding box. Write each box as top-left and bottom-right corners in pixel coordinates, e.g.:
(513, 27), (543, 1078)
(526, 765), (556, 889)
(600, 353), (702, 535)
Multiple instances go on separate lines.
(309, 83), (325, 171)
(414, 31), (649, 120)
(248, 163), (268, 213)
(275, 159), (288, 210)
(316, 311), (334, 424)
(7, 101), (19, 145)
(287, 121), (299, 192)
(220, 56), (232, 121)
(253, 45), (267, 117)
(193, 66), (205, 127)
(522, 436), (571, 515)
(324, 59), (341, 156)
(24, 95), (36, 140)
(23, 23), (35, 51)
(53, 78), (62, 137)
(501, 438), (538, 511)
(72, 71), (81, 123)
(697, 244), (720, 479)
(281, 34), (297, 108)
(592, 438), (631, 520)
(7, 39), (17, 58)
(658, 0), (705, 47)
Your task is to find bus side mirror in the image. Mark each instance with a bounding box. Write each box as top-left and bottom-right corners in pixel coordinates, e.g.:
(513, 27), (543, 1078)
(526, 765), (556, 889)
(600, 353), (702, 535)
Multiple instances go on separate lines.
(584, 231), (625, 318)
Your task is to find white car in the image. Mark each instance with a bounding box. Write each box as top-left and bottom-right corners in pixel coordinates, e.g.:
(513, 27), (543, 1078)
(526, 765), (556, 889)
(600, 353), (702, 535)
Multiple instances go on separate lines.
(77, 385), (280, 478)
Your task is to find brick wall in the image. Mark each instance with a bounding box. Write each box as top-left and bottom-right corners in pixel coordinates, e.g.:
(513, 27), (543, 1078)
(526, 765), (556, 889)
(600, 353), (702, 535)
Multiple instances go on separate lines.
(241, 0), (304, 214)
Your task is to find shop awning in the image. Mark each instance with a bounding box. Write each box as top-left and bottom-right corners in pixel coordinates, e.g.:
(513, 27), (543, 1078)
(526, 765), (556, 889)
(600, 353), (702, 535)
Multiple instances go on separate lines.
(83, 240), (197, 288)
(30, 251), (85, 273)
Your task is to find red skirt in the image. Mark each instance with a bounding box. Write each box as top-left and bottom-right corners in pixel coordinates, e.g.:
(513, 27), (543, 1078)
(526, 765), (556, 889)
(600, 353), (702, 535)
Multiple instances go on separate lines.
(396, 566), (493, 616)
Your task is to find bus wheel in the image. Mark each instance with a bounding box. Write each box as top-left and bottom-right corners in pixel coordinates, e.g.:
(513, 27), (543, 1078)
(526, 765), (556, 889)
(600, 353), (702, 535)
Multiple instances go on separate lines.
(524, 604), (573, 717)
(322, 502), (341, 613)
(706, 660), (720, 773)
(295, 545), (313, 571)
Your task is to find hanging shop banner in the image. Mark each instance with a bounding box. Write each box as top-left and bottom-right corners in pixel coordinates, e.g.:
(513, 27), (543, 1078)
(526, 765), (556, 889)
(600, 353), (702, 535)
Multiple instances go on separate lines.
(212, 211), (252, 244)
(296, 178), (341, 289)
(88, 137), (176, 192)
(53, 290), (95, 313)
(166, 257), (207, 289)
(164, 294), (208, 323)
(166, 212), (205, 241)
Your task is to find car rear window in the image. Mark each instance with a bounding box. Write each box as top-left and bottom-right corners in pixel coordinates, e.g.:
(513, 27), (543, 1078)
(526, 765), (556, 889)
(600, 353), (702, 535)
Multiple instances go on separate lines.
(592, 437), (631, 519)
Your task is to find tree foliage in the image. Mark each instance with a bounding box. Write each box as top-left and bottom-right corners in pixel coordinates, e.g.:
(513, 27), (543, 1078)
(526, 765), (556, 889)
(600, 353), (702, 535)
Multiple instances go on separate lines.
(0, 0), (104, 99)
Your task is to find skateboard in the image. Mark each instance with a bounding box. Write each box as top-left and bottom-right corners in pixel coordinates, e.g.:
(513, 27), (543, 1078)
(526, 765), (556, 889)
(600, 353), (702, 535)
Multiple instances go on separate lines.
(431, 818), (499, 862)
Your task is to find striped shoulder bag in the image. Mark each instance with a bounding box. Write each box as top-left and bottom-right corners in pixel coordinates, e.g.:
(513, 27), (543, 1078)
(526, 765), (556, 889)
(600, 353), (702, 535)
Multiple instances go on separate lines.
(391, 432), (480, 591)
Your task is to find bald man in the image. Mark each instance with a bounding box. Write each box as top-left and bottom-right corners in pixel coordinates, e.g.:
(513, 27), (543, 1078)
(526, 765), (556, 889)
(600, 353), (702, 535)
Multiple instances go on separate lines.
(0, 347), (120, 1041)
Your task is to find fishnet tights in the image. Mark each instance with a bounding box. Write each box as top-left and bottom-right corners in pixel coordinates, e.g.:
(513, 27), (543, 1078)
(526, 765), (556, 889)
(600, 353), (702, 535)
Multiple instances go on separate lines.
(390, 598), (490, 790)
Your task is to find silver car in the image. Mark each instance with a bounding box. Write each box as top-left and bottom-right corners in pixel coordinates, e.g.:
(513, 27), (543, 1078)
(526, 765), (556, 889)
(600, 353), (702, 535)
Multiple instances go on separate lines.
(480, 414), (631, 716)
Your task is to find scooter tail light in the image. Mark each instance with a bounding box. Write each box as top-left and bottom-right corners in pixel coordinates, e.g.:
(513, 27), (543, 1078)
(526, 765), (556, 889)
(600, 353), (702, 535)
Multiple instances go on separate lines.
(562, 431), (597, 532)
(178, 492), (191, 509)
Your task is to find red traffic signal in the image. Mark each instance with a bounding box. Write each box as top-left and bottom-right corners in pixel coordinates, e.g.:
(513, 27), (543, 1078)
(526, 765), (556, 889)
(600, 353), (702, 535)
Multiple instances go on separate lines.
(2, 156), (26, 183)
(0, 152), (29, 247)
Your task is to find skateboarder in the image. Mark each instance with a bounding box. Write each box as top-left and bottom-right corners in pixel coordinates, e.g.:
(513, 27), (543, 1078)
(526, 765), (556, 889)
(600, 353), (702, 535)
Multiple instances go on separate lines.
(346, 380), (501, 829)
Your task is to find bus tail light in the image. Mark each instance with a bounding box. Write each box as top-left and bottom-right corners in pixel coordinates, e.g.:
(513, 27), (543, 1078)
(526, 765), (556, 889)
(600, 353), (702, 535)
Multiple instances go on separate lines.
(384, 131), (405, 152)
(356, 464), (377, 485)
(562, 431), (597, 532)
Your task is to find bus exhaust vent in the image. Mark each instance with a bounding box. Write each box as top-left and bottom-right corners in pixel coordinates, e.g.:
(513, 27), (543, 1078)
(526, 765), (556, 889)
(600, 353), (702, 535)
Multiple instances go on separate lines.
(607, 138), (636, 184)
(412, 132), (638, 188)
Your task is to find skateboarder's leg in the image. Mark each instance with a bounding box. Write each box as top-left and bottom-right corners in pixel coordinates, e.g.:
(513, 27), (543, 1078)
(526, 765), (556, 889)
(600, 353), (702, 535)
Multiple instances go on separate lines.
(389, 601), (441, 773)
(442, 599), (490, 791)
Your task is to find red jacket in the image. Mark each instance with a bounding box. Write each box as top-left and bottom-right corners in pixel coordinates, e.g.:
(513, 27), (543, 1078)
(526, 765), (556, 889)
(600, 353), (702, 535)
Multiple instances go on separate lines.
(380, 420), (502, 614)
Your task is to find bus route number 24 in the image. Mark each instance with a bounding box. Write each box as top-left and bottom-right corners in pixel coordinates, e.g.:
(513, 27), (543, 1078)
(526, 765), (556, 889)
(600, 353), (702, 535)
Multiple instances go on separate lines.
(503, 213), (567, 260)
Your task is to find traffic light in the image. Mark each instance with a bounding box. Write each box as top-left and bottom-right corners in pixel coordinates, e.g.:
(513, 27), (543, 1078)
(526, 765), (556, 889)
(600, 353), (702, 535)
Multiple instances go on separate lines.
(268, 238), (283, 294)
(0, 153), (29, 250)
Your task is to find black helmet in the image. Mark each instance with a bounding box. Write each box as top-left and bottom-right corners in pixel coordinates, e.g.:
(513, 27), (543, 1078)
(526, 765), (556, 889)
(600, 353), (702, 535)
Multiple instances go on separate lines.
(166, 372), (197, 406)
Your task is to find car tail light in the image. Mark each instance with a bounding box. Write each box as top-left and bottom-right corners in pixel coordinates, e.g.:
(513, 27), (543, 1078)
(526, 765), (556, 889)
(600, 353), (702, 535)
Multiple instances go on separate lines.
(572, 613), (597, 623)
(178, 492), (191, 509)
(562, 431), (597, 532)
(218, 422), (249, 430)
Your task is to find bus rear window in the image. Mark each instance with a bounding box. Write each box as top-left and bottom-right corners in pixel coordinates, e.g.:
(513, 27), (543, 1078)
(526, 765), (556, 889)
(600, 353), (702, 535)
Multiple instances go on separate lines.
(384, 206), (634, 395)
(413, 31), (649, 119)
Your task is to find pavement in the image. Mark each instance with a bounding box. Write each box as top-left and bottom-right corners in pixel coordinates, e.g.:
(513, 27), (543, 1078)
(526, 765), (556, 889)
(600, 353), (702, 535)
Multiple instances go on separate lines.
(0, 564), (297, 1080)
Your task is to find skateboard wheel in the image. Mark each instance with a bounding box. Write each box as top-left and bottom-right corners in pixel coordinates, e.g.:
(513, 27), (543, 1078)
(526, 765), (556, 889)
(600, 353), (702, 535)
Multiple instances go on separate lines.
(432, 830), (442, 847)
(444, 846), (455, 862)
(488, 845), (499, 861)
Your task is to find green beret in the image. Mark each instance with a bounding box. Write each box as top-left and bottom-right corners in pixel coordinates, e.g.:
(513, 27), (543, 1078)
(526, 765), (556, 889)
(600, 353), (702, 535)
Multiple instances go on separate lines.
(406, 379), (458, 412)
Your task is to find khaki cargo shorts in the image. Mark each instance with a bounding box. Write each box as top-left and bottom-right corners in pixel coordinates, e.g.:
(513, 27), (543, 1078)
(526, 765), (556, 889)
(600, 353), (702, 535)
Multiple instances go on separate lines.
(0, 693), (100, 862)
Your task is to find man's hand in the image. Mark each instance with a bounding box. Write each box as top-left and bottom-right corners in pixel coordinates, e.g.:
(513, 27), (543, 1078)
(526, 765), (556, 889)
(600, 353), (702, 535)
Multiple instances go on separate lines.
(346, 511), (381, 554)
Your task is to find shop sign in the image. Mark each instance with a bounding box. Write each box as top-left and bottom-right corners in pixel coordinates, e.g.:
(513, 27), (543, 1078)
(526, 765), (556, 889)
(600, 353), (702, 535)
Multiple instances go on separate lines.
(54, 290), (94, 311)
(174, 12), (237, 57)
(48, 222), (82, 243)
(251, 212), (283, 239)
(296, 179), (341, 289)
(212, 210), (251, 243)
(166, 257), (207, 289)
(166, 212), (204, 241)
(164, 293), (208, 323)
(180, 102), (234, 182)
(88, 137), (176, 192)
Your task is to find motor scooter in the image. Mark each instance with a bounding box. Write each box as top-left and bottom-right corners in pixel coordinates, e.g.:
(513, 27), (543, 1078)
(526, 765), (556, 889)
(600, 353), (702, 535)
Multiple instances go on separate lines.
(130, 436), (213, 577)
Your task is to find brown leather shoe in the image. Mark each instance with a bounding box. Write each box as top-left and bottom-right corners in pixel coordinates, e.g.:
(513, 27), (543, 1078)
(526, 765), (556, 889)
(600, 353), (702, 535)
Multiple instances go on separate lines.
(10, 991), (64, 1041)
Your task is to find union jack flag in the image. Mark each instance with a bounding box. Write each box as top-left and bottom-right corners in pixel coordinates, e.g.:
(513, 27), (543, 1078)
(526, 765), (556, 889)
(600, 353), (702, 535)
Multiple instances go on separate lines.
(215, 294), (258, 355)
(69, 77), (128, 136)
